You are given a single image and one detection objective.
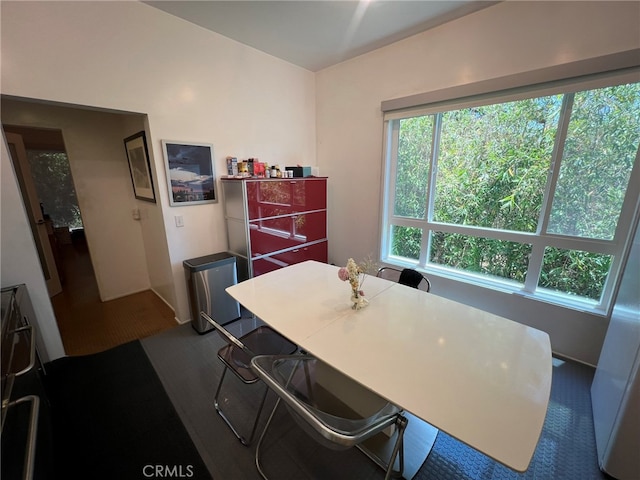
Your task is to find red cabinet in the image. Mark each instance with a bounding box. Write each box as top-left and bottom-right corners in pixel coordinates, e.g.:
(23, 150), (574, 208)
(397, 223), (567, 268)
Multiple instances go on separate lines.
(245, 179), (327, 219)
(222, 177), (327, 279)
(252, 241), (328, 277)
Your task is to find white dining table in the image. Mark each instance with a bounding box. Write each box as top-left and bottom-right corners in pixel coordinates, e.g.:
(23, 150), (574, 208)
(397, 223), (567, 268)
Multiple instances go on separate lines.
(226, 260), (552, 473)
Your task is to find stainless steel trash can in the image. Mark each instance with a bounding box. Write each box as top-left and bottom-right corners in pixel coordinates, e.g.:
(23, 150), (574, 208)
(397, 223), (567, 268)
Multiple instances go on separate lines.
(183, 252), (241, 334)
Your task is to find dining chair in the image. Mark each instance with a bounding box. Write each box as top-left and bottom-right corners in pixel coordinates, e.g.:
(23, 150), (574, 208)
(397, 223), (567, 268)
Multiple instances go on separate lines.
(251, 354), (408, 480)
(376, 266), (431, 292)
(200, 312), (298, 446)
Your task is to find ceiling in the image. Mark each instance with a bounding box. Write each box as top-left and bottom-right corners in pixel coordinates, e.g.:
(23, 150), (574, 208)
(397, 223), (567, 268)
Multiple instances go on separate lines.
(143, 1), (497, 71)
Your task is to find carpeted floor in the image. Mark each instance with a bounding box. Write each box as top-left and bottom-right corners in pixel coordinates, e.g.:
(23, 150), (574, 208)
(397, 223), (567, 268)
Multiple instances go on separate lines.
(414, 356), (612, 480)
(29, 313), (612, 480)
(142, 321), (613, 480)
(43, 340), (211, 480)
(142, 319), (385, 480)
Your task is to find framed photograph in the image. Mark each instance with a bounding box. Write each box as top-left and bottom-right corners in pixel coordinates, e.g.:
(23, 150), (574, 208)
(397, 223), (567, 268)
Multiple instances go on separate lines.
(124, 131), (156, 203)
(162, 141), (217, 206)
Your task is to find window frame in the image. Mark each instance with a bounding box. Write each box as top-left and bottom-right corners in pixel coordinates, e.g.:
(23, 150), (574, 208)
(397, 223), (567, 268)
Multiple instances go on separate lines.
(380, 67), (640, 315)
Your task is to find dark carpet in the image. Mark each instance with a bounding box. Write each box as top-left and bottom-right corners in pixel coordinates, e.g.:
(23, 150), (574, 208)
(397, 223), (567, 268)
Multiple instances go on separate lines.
(415, 357), (612, 480)
(142, 325), (609, 480)
(142, 320), (384, 479)
(142, 322), (613, 480)
(43, 340), (211, 480)
(39, 321), (613, 480)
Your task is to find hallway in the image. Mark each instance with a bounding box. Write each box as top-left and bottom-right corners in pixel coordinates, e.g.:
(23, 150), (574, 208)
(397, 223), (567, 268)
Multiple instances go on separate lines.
(50, 231), (177, 356)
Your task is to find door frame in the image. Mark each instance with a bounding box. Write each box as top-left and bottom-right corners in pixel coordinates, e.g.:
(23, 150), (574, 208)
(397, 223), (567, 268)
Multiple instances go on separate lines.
(5, 131), (62, 296)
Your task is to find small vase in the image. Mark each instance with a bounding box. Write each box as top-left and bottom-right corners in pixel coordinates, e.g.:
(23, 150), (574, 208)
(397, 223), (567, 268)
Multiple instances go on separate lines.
(350, 292), (369, 310)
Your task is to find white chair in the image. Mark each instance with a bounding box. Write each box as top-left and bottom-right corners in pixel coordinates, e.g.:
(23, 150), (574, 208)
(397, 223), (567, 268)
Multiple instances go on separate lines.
(251, 354), (407, 480)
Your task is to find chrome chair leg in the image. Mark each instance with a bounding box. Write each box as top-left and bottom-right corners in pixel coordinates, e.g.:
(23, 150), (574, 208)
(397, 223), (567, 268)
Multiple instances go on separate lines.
(214, 366), (269, 446)
(255, 396), (282, 480)
(356, 414), (407, 479)
(387, 415), (407, 479)
(255, 361), (299, 479)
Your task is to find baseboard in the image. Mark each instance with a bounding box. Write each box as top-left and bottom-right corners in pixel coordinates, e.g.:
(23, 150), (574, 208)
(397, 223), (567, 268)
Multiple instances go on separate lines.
(147, 287), (185, 324)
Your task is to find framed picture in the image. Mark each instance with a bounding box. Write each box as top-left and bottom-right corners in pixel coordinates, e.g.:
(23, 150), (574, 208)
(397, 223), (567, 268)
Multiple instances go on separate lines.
(162, 141), (217, 206)
(124, 131), (156, 203)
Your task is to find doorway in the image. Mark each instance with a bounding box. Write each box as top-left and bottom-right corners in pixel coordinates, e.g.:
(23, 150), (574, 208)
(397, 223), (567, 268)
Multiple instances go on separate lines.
(3, 120), (176, 355)
(3, 125), (98, 298)
(5, 126), (84, 231)
(4, 128), (71, 296)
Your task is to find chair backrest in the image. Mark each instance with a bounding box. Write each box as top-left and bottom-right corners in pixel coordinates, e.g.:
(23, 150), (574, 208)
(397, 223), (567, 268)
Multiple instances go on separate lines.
(376, 267), (431, 292)
(200, 311), (250, 352)
(251, 354), (402, 450)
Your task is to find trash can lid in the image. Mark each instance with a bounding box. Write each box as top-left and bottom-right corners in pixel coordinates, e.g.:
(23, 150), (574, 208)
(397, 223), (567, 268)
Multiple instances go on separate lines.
(183, 252), (236, 271)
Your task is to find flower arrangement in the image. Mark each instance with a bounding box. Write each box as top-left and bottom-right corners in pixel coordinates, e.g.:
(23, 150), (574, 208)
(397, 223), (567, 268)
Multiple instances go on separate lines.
(338, 257), (375, 310)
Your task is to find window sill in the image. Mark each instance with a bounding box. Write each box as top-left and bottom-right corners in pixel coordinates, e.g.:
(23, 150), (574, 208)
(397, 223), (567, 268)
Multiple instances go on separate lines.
(387, 261), (609, 317)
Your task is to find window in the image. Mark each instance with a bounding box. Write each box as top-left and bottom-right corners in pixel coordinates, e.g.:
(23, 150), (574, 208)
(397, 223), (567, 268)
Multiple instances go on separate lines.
(381, 71), (640, 312)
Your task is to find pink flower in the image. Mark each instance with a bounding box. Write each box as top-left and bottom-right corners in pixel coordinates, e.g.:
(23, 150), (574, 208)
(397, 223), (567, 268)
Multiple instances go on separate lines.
(338, 267), (349, 281)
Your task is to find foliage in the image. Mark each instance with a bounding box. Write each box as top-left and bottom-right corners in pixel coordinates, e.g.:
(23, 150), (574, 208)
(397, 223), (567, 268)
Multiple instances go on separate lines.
(539, 248), (612, 301)
(395, 115), (432, 219)
(390, 83), (640, 302)
(430, 232), (531, 283)
(548, 85), (640, 240)
(434, 96), (560, 232)
(27, 151), (83, 229)
(391, 226), (421, 260)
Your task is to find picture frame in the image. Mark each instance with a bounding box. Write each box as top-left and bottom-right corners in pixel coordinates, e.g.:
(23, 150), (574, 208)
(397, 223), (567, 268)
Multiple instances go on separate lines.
(162, 141), (217, 206)
(124, 131), (156, 203)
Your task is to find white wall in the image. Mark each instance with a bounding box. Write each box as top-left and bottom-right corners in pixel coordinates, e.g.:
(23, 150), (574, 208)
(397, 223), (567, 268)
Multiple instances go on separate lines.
(316, 1), (640, 365)
(3, 1), (637, 365)
(1, 1), (316, 331)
